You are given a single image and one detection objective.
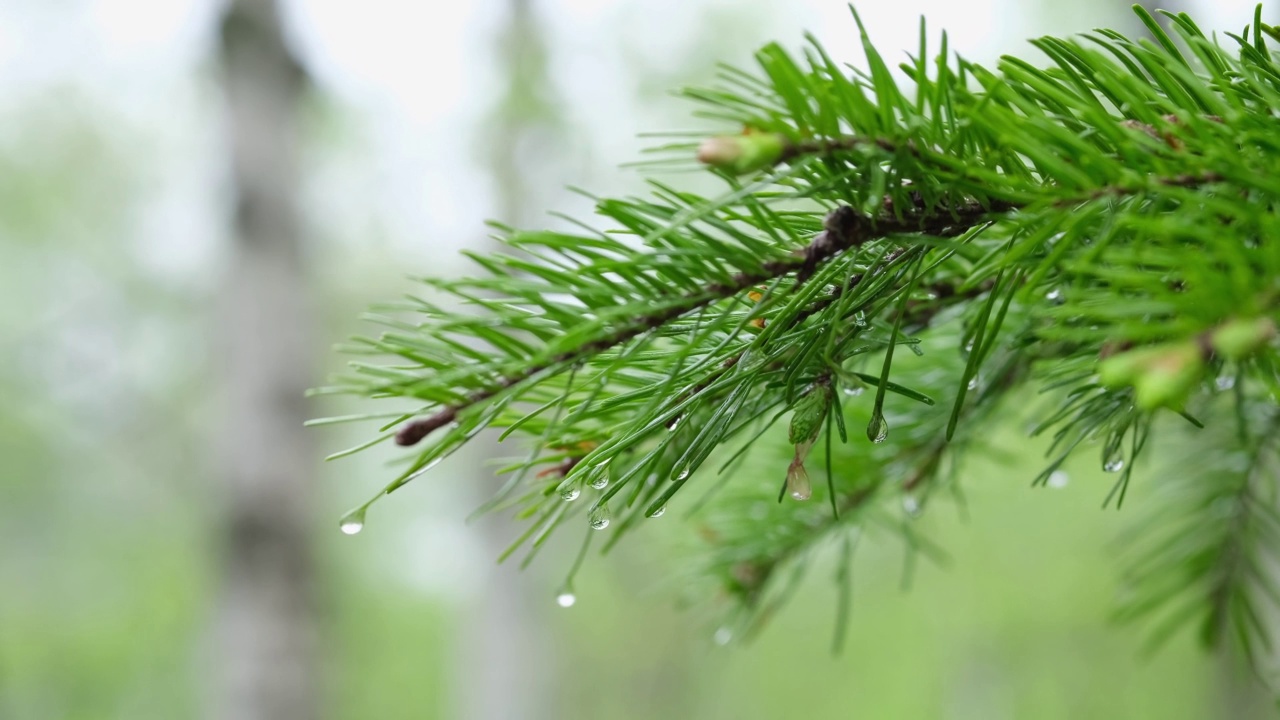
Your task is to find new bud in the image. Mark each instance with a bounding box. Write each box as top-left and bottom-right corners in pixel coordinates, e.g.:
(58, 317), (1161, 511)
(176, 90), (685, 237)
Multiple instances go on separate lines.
(788, 384), (833, 446)
(1099, 341), (1206, 410)
(697, 132), (786, 175)
(1132, 341), (1204, 410)
(1210, 317), (1276, 360)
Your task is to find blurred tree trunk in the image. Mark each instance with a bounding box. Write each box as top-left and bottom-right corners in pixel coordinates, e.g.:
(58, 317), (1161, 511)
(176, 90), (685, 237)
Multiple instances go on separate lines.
(211, 2), (316, 720)
(455, 1), (565, 719)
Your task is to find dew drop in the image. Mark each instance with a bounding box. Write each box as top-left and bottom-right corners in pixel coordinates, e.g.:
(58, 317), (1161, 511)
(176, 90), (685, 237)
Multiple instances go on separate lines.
(909, 343), (925, 357)
(967, 376), (979, 391)
(589, 504), (611, 530)
(401, 456), (444, 483)
(1104, 458), (1125, 473)
(666, 415), (682, 431)
(648, 506), (666, 518)
(338, 506), (367, 536)
(589, 475), (609, 490)
(1045, 288), (1062, 302)
(1216, 375), (1236, 391)
(713, 627), (733, 646)
(1047, 470), (1070, 489)
(842, 385), (865, 397)
(854, 311), (868, 327)
(559, 487), (580, 502)
(867, 411), (889, 443)
(675, 467), (690, 481)
(787, 462), (812, 501)
(902, 495), (921, 517)
(556, 592), (576, 608)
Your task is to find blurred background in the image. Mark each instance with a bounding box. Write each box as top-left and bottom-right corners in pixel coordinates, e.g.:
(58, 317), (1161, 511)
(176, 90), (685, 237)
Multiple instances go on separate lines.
(0, 0), (1275, 718)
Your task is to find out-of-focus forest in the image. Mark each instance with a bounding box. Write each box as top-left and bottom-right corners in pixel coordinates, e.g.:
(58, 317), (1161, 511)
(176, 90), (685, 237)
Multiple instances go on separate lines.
(0, 0), (1274, 718)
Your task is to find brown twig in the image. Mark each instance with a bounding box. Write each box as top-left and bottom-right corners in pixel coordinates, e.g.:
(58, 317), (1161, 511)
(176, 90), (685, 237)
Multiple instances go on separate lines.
(396, 200), (1002, 446)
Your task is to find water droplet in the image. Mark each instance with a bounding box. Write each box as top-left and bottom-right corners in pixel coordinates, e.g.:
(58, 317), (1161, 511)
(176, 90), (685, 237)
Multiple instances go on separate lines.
(1104, 458), (1125, 473)
(925, 292), (939, 301)
(589, 475), (609, 490)
(589, 504), (611, 530)
(713, 627), (733, 646)
(1045, 288), (1062, 302)
(559, 487), (580, 502)
(854, 311), (867, 327)
(648, 506), (666, 518)
(1047, 470), (1070, 488)
(967, 376), (979, 391)
(842, 385), (864, 397)
(675, 467), (690, 481)
(402, 456), (445, 483)
(666, 415), (682, 431)
(963, 339), (975, 354)
(1216, 375), (1236, 391)
(338, 506), (367, 536)
(556, 592), (576, 608)
(867, 411), (889, 443)
(909, 343), (925, 356)
(902, 495), (921, 516)
(787, 461), (812, 501)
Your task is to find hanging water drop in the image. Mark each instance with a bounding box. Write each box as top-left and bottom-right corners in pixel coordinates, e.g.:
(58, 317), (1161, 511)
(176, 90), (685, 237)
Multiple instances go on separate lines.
(967, 376), (980, 391)
(675, 467), (690, 481)
(589, 474), (609, 490)
(909, 343), (925, 357)
(902, 495), (921, 517)
(713, 627), (733, 646)
(1216, 375), (1236, 391)
(648, 505), (666, 518)
(1104, 457), (1125, 473)
(842, 385), (864, 397)
(787, 460), (812, 501)
(867, 411), (889, 443)
(589, 504), (611, 530)
(666, 415), (682, 431)
(338, 506), (367, 536)
(1045, 288), (1062, 303)
(556, 591), (576, 608)
(559, 487), (580, 502)
(1047, 470), (1070, 488)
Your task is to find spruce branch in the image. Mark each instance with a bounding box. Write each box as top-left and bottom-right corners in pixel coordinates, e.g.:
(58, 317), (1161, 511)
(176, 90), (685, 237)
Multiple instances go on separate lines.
(317, 3), (1280, 678)
(391, 198), (1004, 451)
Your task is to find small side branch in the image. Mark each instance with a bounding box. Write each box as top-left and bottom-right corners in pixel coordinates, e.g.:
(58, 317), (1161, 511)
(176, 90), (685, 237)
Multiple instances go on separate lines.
(396, 199), (1001, 446)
